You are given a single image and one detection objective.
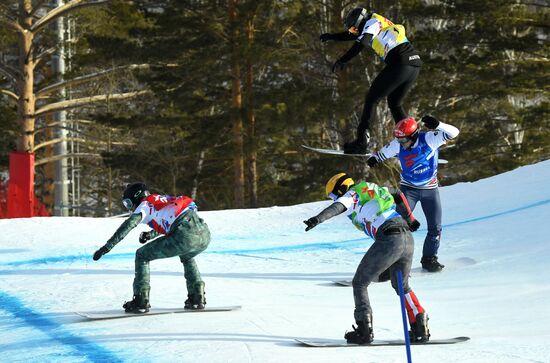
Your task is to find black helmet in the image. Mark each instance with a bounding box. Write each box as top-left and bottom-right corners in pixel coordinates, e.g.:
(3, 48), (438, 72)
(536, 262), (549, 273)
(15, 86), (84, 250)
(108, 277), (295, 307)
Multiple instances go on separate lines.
(122, 182), (150, 210)
(344, 7), (368, 31)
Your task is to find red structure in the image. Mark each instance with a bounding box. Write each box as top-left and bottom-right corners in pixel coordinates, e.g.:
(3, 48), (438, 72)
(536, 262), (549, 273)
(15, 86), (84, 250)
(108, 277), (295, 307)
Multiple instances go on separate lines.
(1, 152), (49, 218)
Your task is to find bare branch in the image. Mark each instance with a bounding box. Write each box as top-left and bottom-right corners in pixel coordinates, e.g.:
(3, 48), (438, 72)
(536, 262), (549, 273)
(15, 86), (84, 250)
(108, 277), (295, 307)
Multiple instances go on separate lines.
(0, 17), (24, 33)
(33, 137), (86, 152)
(31, 0), (110, 34)
(35, 46), (58, 67)
(34, 90), (151, 116)
(36, 64), (151, 97)
(0, 64), (19, 85)
(0, 89), (19, 103)
(35, 152), (102, 166)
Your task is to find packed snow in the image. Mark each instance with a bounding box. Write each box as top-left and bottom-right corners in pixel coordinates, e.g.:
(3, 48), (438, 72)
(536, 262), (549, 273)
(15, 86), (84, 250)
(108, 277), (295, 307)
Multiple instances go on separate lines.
(1, 160), (549, 363)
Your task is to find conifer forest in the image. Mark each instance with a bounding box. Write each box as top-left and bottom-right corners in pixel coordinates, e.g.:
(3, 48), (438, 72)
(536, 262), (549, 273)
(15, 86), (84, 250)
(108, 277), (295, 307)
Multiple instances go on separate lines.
(0, 0), (548, 215)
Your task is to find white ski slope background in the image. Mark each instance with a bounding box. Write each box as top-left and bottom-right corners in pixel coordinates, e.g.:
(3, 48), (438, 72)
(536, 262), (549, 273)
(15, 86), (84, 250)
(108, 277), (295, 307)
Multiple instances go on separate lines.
(1, 160), (549, 363)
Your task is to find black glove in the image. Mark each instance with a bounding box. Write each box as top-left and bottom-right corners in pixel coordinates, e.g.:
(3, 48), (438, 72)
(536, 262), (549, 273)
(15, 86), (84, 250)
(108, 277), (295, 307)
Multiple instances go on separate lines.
(139, 231), (153, 244)
(320, 33), (332, 42)
(367, 156), (379, 168)
(421, 115), (440, 130)
(407, 219), (421, 232)
(93, 246), (109, 261)
(331, 59), (346, 73)
(304, 217), (320, 232)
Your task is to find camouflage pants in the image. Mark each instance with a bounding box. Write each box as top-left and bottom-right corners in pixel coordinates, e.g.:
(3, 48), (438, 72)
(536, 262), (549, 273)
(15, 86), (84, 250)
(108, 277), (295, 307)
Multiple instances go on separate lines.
(133, 210), (210, 298)
(352, 217), (414, 323)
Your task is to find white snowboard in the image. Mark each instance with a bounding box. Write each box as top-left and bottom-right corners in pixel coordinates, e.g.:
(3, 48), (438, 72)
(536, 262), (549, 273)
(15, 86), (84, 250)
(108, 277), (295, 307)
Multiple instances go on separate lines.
(76, 305), (242, 320)
(302, 144), (372, 157)
(302, 145), (448, 164)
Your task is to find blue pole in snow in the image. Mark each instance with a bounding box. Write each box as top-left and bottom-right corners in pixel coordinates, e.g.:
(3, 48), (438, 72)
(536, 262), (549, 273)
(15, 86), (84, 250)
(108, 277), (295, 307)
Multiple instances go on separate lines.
(397, 270), (413, 363)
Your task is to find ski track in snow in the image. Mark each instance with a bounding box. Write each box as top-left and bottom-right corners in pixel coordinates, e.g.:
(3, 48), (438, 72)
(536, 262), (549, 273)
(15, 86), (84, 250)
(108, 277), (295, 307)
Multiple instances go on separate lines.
(1, 197), (548, 267)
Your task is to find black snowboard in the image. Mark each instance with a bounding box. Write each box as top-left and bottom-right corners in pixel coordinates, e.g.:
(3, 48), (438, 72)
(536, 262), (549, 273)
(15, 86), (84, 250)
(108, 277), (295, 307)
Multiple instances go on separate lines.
(76, 305), (241, 320)
(295, 336), (469, 347)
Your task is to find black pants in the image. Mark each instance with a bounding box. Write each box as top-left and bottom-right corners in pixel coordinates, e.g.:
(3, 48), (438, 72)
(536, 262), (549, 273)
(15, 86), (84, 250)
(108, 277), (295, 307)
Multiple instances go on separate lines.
(357, 64), (420, 142)
(352, 217), (414, 323)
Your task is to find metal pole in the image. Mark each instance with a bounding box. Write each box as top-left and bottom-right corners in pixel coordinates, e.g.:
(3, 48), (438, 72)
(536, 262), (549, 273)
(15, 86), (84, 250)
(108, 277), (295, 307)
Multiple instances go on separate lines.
(53, 0), (69, 216)
(397, 270), (413, 363)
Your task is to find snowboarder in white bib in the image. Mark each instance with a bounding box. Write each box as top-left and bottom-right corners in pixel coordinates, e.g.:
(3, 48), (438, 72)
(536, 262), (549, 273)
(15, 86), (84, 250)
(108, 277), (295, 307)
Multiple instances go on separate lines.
(92, 182), (211, 313)
(366, 116), (460, 272)
(304, 174), (430, 344)
(320, 7), (422, 154)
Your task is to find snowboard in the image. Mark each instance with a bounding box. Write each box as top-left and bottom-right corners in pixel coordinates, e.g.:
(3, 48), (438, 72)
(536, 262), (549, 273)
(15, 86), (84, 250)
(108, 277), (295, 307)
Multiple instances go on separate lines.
(302, 144), (371, 157)
(295, 336), (469, 347)
(331, 257), (476, 286)
(76, 305), (241, 320)
(302, 144), (448, 164)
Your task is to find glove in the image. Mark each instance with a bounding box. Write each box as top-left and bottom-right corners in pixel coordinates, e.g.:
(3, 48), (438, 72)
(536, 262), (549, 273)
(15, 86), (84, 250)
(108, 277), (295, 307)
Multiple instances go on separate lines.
(421, 115), (440, 130)
(320, 33), (332, 42)
(304, 217), (320, 232)
(93, 246), (109, 261)
(407, 219), (421, 232)
(139, 231), (153, 244)
(367, 156), (378, 168)
(331, 59), (346, 73)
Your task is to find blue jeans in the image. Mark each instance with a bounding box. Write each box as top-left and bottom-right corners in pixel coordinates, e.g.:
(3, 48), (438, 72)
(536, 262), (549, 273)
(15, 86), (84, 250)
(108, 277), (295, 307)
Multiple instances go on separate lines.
(400, 185), (442, 257)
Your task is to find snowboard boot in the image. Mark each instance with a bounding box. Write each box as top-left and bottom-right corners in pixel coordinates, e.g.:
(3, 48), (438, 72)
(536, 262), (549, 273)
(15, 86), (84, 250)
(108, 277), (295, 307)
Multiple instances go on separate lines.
(184, 282), (206, 310)
(123, 291), (150, 314)
(343, 132), (370, 155)
(409, 313), (430, 342)
(184, 293), (206, 310)
(421, 256), (445, 272)
(344, 315), (374, 344)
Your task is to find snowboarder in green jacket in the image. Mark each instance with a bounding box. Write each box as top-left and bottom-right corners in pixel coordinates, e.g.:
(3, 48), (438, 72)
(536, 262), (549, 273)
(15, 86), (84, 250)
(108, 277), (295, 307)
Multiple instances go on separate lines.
(304, 173), (430, 344)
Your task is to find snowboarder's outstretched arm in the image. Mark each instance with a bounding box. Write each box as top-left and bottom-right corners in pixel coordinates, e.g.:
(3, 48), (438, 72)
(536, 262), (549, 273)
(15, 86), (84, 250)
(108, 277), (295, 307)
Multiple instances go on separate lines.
(304, 202), (347, 231)
(93, 213), (142, 261)
(320, 31), (358, 42)
(367, 139), (400, 168)
(332, 42), (365, 72)
(389, 188), (420, 232)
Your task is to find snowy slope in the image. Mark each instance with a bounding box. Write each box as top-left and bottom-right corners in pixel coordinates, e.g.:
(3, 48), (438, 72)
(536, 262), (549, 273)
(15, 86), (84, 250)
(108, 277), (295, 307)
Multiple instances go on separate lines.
(1, 160), (549, 363)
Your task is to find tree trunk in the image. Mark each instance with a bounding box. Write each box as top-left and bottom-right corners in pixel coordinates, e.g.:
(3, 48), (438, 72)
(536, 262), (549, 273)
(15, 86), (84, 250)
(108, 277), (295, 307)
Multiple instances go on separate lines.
(17, 0), (35, 152)
(229, 0), (245, 208)
(245, 16), (258, 207)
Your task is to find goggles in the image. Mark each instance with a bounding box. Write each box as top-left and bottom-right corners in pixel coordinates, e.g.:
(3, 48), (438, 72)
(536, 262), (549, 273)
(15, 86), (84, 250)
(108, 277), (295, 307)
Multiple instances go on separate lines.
(328, 192), (339, 201)
(397, 136), (413, 145)
(122, 198), (134, 210)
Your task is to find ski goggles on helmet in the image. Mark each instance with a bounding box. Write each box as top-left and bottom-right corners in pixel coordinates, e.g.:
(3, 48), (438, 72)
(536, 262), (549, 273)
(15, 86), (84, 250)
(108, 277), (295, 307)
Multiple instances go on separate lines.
(122, 198), (134, 210)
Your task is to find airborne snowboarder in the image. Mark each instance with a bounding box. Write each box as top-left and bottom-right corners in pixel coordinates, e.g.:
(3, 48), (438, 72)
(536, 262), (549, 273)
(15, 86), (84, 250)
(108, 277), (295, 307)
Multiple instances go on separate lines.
(93, 182), (211, 313)
(304, 174), (430, 344)
(320, 7), (422, 154)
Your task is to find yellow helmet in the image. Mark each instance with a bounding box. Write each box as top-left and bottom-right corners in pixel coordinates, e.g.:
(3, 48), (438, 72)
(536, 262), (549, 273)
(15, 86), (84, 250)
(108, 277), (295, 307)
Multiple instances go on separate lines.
(325, 173), (355, 200)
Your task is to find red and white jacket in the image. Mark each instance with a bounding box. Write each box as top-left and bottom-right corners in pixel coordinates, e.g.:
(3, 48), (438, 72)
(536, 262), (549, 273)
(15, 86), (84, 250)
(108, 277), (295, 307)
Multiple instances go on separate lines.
(133, 194), (197, 234)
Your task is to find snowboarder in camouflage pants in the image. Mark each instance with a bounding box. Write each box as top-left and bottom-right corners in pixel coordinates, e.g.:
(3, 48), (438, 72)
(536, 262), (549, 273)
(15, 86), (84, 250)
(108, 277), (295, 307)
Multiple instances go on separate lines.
(93, 182), (210, 313)
(304, 173), (430, 344)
